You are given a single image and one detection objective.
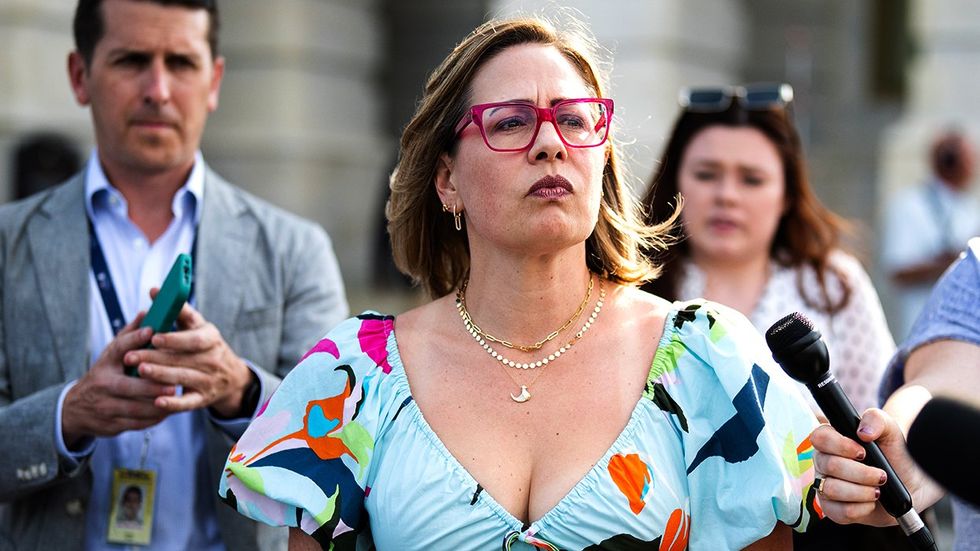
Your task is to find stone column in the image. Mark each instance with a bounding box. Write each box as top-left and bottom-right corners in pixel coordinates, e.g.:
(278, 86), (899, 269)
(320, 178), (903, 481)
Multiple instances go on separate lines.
(0, 0), (90, 203)
(206, 0), (386, 289)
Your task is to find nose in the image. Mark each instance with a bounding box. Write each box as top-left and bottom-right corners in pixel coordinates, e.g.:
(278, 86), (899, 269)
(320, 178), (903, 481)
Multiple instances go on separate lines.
(142, 59), (171, 106)
(527, 119), (567, 162)
(714, 173), (739, 205)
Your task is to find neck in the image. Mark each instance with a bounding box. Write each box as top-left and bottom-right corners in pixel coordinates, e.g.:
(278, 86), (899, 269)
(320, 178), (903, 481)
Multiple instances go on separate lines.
(100, 160), (192, 243)
(690, 252), (770, 317)
(462, 247), (594, 342)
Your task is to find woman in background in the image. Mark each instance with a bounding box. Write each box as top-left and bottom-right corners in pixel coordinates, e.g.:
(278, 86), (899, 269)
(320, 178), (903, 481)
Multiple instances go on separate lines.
(641, 84), (899, 549)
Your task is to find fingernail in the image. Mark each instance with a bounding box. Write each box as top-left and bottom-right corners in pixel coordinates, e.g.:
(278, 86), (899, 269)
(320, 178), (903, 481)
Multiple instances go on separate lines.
(875, 488), (881, 500)
(125, 353), (136, 364)
(856, 450), (866, 461)
(879, 472), (887, 485)
(142, 365), (152, 376)
(858, 426), (874, 436)
(141, 328), (152, 338)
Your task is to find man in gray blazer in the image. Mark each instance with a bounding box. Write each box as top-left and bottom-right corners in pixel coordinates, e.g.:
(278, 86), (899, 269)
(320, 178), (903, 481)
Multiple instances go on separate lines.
(0, 0), (349, 549)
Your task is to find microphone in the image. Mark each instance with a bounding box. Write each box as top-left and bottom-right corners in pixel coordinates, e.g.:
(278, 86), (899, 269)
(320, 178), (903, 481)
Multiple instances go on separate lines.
(908, 396), (980, 509)
(765, 312), (937, 551)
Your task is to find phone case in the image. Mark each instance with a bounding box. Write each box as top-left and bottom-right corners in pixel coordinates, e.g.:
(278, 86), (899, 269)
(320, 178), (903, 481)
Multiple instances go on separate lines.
(127, 253), (192, 376)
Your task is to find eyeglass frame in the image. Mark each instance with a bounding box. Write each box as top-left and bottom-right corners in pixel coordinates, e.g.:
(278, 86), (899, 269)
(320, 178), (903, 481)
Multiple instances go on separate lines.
(677, 83), (794, 113)
(453, 97), (615, 152)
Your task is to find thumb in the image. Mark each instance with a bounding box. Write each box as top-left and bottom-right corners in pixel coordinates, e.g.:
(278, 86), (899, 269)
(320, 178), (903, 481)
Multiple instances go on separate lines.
(856, 408), (900, 445)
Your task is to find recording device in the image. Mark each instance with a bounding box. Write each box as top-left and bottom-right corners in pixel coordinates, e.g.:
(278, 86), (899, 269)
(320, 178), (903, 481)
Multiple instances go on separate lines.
(765, 312), (937, 551)
(907, 396), (980, 509)
(127, 254), (192, 377)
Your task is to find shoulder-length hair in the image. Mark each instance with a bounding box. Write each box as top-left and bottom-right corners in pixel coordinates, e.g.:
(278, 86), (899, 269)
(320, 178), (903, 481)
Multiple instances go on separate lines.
(387, 15), (675, 298)
(641, 103), (853, 313)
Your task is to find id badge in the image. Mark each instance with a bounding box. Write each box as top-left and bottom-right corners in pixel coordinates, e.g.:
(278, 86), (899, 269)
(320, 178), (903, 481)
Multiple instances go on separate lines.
(107, 468), (156, 546)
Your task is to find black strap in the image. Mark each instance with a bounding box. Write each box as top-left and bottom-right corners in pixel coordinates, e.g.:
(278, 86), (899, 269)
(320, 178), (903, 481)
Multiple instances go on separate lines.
(88, 220), (197, 336)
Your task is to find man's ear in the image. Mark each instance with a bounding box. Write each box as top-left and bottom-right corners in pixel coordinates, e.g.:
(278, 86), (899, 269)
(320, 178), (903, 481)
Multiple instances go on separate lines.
(434, 152), (461, 209)
(207, 55), (225, 112)
(67, 51), (91, 106)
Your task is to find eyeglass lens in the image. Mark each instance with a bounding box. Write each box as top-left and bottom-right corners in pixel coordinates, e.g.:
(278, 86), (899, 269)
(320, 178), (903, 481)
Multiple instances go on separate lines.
(480, 101), (609, 150)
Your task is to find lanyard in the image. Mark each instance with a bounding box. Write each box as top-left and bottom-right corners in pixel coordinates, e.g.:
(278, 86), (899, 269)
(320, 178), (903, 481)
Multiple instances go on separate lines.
(88, 220), (197, 336)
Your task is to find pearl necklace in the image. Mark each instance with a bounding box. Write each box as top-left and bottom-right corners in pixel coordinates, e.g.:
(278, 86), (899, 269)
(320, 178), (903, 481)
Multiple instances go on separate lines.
(455, 278), (606, 402)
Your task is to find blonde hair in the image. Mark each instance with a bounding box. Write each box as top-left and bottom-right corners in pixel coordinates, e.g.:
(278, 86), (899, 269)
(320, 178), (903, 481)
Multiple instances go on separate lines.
(387, 15), (676, 298)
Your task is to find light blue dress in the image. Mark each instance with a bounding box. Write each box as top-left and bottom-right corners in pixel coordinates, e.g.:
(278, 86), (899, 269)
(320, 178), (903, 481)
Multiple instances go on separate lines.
(219, 300), (820, 549)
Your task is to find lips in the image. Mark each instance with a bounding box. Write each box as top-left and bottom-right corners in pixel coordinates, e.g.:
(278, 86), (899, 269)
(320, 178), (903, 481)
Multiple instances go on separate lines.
(527, 175), (574, 196)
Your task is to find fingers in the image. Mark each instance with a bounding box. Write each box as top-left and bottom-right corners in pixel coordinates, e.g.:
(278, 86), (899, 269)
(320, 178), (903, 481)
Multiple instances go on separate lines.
(174, 302), (206, 332)
(811, 424), (866, 461)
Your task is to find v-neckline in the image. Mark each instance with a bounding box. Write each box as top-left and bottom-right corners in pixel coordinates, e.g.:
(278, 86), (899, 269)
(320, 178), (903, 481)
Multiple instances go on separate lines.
(383, 308), (678, 529)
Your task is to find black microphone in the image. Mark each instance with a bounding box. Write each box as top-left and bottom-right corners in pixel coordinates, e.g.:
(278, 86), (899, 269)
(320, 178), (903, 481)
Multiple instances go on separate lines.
(765, 312), (937, 551)
(908, 396), (980, 509)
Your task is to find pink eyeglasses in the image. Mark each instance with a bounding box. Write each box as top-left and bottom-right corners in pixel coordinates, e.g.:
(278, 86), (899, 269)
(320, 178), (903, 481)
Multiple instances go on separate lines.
(454, 98), (614, 152)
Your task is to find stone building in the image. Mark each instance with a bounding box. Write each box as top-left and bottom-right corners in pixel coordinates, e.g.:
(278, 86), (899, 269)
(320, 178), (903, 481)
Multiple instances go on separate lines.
(2, 0), (977, 324)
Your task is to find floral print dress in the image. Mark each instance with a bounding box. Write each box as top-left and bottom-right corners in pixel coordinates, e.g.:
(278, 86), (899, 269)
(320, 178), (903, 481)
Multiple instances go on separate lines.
(219, 300), (820, 550)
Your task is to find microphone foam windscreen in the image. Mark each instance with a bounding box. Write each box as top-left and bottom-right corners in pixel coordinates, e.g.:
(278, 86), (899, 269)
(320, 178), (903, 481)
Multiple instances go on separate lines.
(765, 312), (814, 353)
(907, 397), (980, 509)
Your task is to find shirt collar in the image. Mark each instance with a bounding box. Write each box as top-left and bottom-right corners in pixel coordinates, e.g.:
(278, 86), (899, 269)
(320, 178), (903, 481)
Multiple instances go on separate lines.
(84, 149), (205, 226)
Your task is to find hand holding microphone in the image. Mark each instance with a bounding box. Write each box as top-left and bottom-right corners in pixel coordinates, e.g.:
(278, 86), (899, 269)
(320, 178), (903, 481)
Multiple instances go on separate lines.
(765, 312), (938, 551)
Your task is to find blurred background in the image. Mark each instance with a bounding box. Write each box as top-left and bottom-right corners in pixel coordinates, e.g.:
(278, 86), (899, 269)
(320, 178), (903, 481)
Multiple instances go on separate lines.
(2, 0), (978, 329)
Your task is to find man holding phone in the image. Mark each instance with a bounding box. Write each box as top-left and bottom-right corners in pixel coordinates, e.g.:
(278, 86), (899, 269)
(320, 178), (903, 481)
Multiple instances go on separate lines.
(0, 1), (348, 549)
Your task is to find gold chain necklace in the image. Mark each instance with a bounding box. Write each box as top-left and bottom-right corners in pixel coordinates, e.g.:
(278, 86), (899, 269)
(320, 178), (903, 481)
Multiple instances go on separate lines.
(455, 278), (606, 402)
(457, 276), (593, 352)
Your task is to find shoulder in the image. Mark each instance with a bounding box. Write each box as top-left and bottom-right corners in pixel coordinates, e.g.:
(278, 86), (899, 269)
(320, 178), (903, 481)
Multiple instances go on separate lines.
(205, 169), (329, 242)
(0, 176), (83, 235)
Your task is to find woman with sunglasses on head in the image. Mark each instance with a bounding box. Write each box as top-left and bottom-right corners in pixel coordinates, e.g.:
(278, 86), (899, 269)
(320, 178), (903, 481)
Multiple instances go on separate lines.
(219, 18), (820, 550)
(642, 85), (899, 549)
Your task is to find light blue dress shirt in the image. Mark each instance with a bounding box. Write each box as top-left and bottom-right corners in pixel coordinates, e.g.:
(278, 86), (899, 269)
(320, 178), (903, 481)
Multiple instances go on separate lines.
(54, 151), (256, 550)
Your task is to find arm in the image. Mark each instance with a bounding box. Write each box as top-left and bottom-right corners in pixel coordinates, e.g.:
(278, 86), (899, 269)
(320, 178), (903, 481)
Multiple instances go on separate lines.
(744, 523), (792, 550)
(289, 528), (321, 551)
(889, 250), (961, 286)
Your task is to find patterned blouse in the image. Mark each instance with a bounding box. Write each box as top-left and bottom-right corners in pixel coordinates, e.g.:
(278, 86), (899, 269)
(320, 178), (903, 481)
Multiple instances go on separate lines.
(219, 300), (820, 550)
(678, 251), (896, 413)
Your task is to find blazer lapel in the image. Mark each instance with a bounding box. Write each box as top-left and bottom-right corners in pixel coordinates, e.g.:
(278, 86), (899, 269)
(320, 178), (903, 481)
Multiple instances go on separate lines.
(27, 176), (90, 380)
(194, 169), (258, 332)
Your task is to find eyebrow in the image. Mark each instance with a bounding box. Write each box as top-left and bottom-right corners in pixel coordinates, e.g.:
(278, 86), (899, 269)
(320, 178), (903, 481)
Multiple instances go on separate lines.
(497, 97), (574, 106)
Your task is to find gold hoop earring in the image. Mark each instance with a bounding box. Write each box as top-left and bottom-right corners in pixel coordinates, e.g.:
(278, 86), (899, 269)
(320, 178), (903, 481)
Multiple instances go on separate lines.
(453, 204), (463, 231)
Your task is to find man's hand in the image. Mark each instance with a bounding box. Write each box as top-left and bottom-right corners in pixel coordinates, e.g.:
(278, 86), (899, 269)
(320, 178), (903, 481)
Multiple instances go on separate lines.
(810, 409), (943, 527)
(62, 315), (176, 447)
(124, 299), (253, 419)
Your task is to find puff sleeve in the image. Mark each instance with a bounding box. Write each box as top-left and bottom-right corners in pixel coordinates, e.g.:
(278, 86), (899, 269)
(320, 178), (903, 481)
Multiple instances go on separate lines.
(650, 301), (821, 549)
(219, 313), (399, 549)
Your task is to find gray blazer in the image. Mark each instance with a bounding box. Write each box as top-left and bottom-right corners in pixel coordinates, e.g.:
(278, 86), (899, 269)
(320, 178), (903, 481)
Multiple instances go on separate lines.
(0, 168), (349, 550)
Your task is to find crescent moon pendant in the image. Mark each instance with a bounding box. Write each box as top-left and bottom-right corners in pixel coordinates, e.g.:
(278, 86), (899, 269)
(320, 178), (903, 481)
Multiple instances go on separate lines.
(510, 385), (531, 403)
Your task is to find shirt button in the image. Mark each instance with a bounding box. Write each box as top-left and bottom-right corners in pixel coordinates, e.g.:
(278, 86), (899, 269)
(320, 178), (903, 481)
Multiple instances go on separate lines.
(65, 498), (84, 517)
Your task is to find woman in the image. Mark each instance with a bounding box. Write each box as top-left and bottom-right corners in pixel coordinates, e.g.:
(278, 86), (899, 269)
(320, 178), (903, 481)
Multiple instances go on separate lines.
(641, 86), (899, 549)
(641, 85), (895, 415)
(219, 18), (819, 550)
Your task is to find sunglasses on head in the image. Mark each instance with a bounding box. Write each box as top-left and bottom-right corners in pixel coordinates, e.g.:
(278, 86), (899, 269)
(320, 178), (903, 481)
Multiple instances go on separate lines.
(678, 83), (794, 113)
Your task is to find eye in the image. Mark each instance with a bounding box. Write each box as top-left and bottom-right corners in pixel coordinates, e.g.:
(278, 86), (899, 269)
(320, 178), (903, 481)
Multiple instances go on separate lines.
(557, 114), (587, 129)
(113, 53), (149, 68)
(166, 55), (198, 71)
(742, 173), (766, 186)
(692, 169), (718, 182)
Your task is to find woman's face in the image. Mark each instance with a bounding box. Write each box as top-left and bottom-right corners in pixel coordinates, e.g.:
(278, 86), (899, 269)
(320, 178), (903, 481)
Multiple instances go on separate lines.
(677, 125), (786, 265)
(437, 43), (607, 258)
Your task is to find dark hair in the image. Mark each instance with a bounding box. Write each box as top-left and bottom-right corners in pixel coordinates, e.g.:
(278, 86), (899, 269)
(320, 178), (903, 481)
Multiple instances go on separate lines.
(641, 103), (853, 314)
(123, 486), (142, 500)
(73, 0), (220, 65)
(931, 131), (972, 183)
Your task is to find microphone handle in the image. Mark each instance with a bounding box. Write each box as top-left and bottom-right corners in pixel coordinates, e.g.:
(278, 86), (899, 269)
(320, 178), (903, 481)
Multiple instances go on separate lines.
(807, 375), (912, 517)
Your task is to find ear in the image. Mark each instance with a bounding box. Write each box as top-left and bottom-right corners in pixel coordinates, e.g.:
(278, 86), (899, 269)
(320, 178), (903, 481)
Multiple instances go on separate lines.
(207, 55), (225, 112)
(434, 152), (462, 209)
(67, 52), (91, 106)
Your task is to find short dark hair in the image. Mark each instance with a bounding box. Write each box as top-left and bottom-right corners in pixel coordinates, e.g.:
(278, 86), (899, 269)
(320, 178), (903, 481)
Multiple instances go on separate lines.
(73, 0), (220, 65)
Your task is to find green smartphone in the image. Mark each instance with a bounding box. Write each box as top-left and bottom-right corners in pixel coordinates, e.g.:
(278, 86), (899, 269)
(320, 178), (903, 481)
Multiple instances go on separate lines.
(126, 253), (193, 376)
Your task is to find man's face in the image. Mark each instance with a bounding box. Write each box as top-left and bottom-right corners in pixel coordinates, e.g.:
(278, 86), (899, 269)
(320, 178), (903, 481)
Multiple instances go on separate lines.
(68, 0), (224, 177)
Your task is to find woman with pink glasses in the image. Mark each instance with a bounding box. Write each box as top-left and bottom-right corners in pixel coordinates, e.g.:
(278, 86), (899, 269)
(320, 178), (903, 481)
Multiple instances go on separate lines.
(219, 16), (819, 550)
(641, 85), (898, 549)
